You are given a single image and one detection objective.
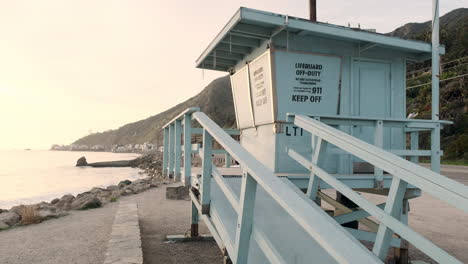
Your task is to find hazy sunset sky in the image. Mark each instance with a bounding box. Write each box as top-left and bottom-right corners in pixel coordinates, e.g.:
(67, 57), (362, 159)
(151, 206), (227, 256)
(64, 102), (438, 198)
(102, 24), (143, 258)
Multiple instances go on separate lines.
(0, 0), (464, 149)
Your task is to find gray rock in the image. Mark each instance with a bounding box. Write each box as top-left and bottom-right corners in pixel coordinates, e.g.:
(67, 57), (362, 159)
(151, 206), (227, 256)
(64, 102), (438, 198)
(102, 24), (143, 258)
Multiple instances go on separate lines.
(71, 194), (102, 210)
(50, 198), (60, 205)
(118, 180), (132, 188)
(53, 194), (75, 211)
(110, 190), (121, 198)
(0, 221), (9, 230)
(0, 212), (20, 227)
(37, 210), (56, 219)
(106, 185), (119, 191)
(76, 156), (88, 166)
(121, 187), (134, 196)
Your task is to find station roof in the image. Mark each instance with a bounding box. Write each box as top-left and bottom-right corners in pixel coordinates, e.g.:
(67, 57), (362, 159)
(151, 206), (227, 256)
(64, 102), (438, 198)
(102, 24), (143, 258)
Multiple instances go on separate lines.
(196, 7), (443, 72)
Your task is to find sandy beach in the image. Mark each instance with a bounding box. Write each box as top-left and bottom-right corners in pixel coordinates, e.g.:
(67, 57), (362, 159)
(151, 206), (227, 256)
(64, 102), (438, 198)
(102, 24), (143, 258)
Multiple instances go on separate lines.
(0, 165), (466, 264)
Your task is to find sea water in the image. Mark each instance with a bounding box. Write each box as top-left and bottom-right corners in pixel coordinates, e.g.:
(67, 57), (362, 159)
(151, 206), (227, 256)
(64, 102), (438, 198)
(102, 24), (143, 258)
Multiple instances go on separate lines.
(0, 150), (143, 209)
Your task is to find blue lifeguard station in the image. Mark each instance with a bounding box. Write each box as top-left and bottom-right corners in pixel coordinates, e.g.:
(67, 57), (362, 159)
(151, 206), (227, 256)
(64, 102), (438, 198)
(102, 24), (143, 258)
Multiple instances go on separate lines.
(162, 4), (468, 264)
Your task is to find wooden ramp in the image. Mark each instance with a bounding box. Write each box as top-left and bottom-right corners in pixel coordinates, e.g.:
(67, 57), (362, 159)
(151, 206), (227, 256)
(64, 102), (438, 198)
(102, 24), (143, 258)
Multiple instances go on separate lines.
(162, 109), (468, 264)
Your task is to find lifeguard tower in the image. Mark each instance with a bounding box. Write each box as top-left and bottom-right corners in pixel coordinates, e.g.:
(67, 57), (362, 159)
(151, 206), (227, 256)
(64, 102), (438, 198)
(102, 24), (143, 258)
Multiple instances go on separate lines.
(162, 3), (468, 264)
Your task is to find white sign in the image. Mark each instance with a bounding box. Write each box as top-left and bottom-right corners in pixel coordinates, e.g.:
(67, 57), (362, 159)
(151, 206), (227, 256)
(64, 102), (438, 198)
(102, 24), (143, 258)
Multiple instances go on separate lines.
(273, 50), (341, 120)
(230, 65), (254, 129)
(249, 50), (273, 126)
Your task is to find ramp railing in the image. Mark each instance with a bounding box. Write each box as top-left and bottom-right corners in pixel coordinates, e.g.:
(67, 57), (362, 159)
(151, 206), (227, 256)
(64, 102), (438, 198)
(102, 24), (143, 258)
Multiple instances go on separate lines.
(190, 111), (381, 264)
(162, 107), (239, 185)
(287, 114), (468, 264)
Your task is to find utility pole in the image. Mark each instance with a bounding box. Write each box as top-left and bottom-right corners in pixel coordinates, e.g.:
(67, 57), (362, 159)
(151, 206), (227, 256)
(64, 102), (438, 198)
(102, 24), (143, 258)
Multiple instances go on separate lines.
(309, 0), (317, 22)
(431, 0), (441, 172)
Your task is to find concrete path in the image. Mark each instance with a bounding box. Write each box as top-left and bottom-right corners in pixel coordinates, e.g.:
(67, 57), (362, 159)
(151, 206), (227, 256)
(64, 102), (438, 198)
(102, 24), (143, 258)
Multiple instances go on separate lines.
(0, 202), (118, 264)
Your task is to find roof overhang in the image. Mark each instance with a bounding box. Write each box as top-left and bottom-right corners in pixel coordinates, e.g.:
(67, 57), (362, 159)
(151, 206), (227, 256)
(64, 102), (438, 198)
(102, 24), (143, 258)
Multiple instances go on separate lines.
(196, 7), (445, 72)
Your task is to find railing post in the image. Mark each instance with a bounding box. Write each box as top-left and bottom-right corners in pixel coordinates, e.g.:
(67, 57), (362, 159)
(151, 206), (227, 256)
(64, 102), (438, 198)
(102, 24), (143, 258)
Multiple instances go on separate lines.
(233, 172), (258, 264)
(201, 129), (212, 214)
(431, 124), (441, 173)
(191, 201), (199, 237)
(373, 177), (408, 260)
(374, 120), (384, 188)
(174, 119), (182, 181)
(168, 124), (175, 178)
(162, 127), (169, 176)
(183, 114), (192, 186)
(307, 138), (328, 203)
(394, 199), (410, 264)
(225, 152), (231, 168)
(410, 131), (419, 164)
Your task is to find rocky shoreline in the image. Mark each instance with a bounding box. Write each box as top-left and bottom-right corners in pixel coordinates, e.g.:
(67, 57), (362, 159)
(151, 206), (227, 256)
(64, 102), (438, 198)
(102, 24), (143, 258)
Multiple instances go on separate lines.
(0, 152), (164, 231)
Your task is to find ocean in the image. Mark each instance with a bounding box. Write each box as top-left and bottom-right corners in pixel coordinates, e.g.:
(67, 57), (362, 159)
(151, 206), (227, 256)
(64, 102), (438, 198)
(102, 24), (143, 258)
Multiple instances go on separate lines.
(0, 150), (143, 209)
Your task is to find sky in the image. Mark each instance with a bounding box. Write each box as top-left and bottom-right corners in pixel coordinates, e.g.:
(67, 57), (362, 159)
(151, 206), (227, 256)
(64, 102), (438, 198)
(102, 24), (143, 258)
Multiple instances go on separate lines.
(0, 0), (465, 149)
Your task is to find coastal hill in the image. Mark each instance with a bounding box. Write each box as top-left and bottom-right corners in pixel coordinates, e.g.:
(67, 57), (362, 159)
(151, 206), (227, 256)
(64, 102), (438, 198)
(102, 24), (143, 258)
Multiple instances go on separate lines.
(73, 76), (236, 147)
(74, 8), (467, 162)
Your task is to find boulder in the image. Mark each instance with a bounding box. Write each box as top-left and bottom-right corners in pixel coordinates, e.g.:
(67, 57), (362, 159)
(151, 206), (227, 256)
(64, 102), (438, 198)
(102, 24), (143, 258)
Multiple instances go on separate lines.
(50, 198), (60, 205)
(71, 194), (102, 210)
(76, 156), (88, 166)
(118, 180), (132, 188)
(0, 212), (20, 227)
(121, 187), (134, 196)
(37, 209), (67, 220)
(110, 190), (121, 199)
(53, 194), (75, 211)
(0, 221), (9, 230)
(166, 186), (190, 200)
(106, 185), (119, 191)
(129, 183), (150, 193)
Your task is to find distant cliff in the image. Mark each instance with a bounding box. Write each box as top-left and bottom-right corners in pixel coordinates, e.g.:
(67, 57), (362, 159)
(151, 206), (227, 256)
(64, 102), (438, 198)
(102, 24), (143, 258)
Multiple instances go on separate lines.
(73, 76), (236, 147)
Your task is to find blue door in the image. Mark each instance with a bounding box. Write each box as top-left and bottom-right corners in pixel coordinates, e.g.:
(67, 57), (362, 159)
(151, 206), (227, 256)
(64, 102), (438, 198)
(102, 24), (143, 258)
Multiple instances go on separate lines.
(353, 60), (392, 171)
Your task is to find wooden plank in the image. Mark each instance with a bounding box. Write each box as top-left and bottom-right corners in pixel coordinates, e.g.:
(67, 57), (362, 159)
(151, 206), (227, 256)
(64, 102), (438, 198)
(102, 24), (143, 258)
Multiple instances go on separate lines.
(162, 127), (169, 175)
(201, 129), (213, 214)
(318, 191), (379, 232)
(183, 114), (192, 186)
(174, 120), (182, 181)
(307, 138), (328, 202)
(373, 177), (408, 259)
(233, 172), (258, 263)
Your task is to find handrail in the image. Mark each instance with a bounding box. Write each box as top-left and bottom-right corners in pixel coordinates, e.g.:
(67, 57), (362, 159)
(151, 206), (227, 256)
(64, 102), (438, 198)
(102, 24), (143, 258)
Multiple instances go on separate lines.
(286, 113), (452, 128)
(162, 107), (200, 129)
(293, 115), (468, 211)
(192, 111), (381, 263)
(288, 114), (468, 264)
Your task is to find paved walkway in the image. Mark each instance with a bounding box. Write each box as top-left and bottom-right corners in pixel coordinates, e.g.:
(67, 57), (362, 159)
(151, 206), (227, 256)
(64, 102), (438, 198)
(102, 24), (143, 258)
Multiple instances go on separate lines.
(0, 201), (118, 264)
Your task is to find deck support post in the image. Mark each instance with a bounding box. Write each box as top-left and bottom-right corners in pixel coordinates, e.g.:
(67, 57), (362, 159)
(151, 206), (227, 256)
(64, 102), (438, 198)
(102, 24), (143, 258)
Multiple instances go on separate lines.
(374, 120), (384, 188)
(201, 129), (213, 215)
(307, 137), (327, 203)
(225, 152), (231, 168)
(191, 201), (199, 237)
(183, 114), (192, 186)
(174, 120), (182, 181)
(373, 177), (408, 260)
(431, 124), (441, 173)
(168, 124), (175, 178)
(410, 131), (419, 164)
(233, 172), (257, 264)
(394, 199), (410, 264)
(162, 127), (169, 175)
